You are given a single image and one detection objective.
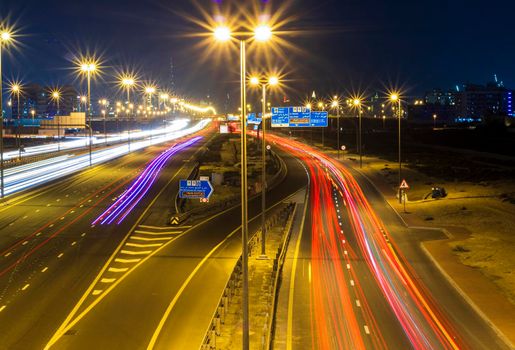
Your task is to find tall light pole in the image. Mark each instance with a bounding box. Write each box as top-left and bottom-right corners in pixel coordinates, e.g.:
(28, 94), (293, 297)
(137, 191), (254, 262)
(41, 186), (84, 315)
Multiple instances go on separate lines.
(121, 76), (136, 151)
(79, 59), (98, 167)
(0, 29), (14, 198)
(332, 98), (340, 158)
(99, 99), (108, 144)
(10, 83), (22, 157)
(213, 21), (273, 350)
(390, 93), (402, 203)
(353, 98), (363, 167)
(51, 90), (61, 151)
(433, 113), (437, 129)
(250, 74), (279, 258)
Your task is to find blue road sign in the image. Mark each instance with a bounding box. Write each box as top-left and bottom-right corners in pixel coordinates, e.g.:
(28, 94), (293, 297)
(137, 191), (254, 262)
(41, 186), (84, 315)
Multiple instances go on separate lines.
(271, 107), (290, 127)
(247, 113), (262, 125)
(310, 111), (328, 127)
(271, 106), (328, 127)
(179, 179), (214, 199)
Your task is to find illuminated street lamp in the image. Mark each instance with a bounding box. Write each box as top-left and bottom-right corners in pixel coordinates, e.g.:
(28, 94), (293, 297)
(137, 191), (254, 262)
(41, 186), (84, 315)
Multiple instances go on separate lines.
(78, 58), (98, 167)
(332, 97), (341, 158)
(213, 21), (274, 350)
(144, 85), (156, 111)
(51, 89), (62, 151)
(390, 92), (402, 203)
(433, 113), (437, 129)
(10, 82), (22, 156)
(250, 74), (280, 258)
(121, 76), (136, 151)
(352, 98), (363, 168)
(0, 27), (14, 197)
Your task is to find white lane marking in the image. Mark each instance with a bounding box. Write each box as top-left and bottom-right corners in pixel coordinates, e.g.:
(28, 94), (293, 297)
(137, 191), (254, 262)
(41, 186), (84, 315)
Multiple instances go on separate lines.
(125, 242), (163, 248)
(108, 267), (129, 273)
(22, 284), (30, 291)
(81, 233), (86, 237)
(4, 252), (11, 257)
(90, 225), (96, 228)
(36, 232), (42, 236)
(100, 278), (116, 283)
(42, 267), (49, 273)
(22, 241), (28, 246)
(130, 236), (171, 241)
(134, 230), (180, 235)
(60, 217), (65, 220)
(71, 242), (77, 246)
(92, 290), (103, 296)
(70, 210), (75, 214)
(346, 264), (351, 270)
(350, 280), (355, 286)
(49, 224), (54, 228)
(80, 204), (84, 208)
(364, 325), (370, 334)
(344, 250), (348, 255)
(356, 299), (361, 307)
(58, 253), (64, 258)
(115, 258), (141, 263)
(120, 250), (152, 255)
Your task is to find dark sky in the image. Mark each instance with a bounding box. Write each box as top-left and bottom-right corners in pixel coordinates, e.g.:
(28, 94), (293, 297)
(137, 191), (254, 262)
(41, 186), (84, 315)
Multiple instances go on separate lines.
(1, 0), (514, 110)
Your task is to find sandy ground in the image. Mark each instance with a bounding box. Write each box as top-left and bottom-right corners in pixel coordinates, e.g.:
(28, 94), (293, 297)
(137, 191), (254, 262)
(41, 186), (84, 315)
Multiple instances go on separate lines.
(364, 157), (515, 305)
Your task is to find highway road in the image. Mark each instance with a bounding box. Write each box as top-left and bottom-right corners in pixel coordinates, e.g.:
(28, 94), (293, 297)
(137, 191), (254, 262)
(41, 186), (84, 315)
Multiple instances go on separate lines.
(45, 145), (307, 350)
(271, 134), (510, 350)
(0, 130), (210, 350)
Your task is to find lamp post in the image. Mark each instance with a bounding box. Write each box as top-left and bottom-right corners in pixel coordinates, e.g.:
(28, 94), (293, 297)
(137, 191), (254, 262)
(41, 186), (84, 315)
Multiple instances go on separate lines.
(250, 74), (279, 258)
(332, 98), (340, 158)
(10, 83), (21, 157)
(0, 29), (14, 198)
(353, 98), (363, 167)
(433, 114), (437, 129)
(390, 93), (402, 203)
(99, 99), (107, 144)
(79, 60), (98, 167)
(213, 22), (272, 350)
(121, 76), (136, 151)
(51, 90), (61, 151)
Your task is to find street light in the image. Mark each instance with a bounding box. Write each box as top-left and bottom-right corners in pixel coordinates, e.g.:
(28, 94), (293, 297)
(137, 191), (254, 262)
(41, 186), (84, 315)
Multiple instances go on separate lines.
(249, 74), (280, 258)
(10, 82), (22, 157)
(390, 92), (402, 203)
(433, 114), (437, 129)
(51, 89), (62, 151)
(213, 21), (273, 350)
(0, 27), (14, 198)
(352, 97), (363, 168)
(332, 97), (340, 158)
(121, 75), (136, 151)
(78, 58), (98, 167)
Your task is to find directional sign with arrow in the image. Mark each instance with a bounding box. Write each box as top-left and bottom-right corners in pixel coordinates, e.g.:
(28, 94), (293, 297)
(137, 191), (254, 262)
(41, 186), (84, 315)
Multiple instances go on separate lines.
(179, 179), (214, 199)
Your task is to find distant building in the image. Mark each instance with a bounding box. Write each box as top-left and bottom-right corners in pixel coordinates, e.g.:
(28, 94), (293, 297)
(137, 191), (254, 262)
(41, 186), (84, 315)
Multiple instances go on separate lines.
(408, 81), (514, 125)
(11, 84), (77, 118)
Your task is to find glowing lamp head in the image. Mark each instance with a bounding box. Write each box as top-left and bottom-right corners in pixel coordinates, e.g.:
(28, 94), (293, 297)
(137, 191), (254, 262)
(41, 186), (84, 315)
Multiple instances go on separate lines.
(317, 102), (324, 108)
(305, 103), (312, 109)
(331, 100), (338, 108)
(268, 76), (279, 86)
(353, 99), (361, 106)
(254, 24), (272, 42)
(160, 93), (169, 100)
(11, 84), (20, 93)
(250, 76), (260, 86)
(214, 26), (231, 42)
(52, 91), (60, 99)
(145, 86), (155, 94)
(0, 31), (11, 42)
(122, 77), (135, 86)
(390, 93), (399, 102)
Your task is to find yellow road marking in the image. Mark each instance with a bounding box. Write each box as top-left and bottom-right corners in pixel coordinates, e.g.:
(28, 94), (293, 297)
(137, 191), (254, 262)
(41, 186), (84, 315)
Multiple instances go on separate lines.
(57, 253), (64, 258)
(0, 305), (6, 312)
(115, 258), (141, 263)
(100, 278), (116, 283)
(42, 267), (49, 273)
(92, 290), (103, 296)
(125, 242), (163, 248)
(108, 267), (129, 273)
(134, 230), (181, 235)
(130, 236), (171, 241)
(22, 284), (30, 291)
(120, 250), (152, 255)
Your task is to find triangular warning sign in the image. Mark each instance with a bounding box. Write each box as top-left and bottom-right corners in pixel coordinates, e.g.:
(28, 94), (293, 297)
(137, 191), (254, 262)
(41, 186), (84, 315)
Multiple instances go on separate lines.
(399, 179), (409, 189)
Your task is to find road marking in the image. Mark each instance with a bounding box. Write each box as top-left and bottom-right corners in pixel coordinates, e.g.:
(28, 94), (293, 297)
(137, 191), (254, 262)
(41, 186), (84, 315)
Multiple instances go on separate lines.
(22, 284), (30, 291)
(58, 253), (64, 258)
(134, 230), (181, 235)
(115, 258), (141, 263)
(42, 267), (48, 273)
(36, 209), (40, 213)
(81, 233), (86, 237)
(100, 278), (116, 283)
(92, 290), (103, 296)
(36, 232), (42, 236)
(71, 210), (75, 214)
(22, 241), (28, 246)
(0, 305), (5, 312)
(4, 252), (11, 257)
(71, 241), (77, 246)
(49, 224), (54, 228)
(23, 216), (28, 219)
(108, 267), (129, 273)
(350, 279), (355, 286)
(121, 250), (152, 255)
(60, 217), (65, 220)
(346, 264), (350, 270)
(364, 325), (370, 334)
(125, 242), (162, 248)
(131, 236), (171, 241)
(344, 250), (348, 255)
(356, 299), (361, 307)
(139, 225), (187, 230)
(308, 262), (311, 284)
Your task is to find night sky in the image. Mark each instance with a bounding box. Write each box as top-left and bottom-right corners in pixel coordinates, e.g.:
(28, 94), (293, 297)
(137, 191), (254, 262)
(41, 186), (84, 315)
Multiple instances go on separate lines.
(1, 0), (514, 109)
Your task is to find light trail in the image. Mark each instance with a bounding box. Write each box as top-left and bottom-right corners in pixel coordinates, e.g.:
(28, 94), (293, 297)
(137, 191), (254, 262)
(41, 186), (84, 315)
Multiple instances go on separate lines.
(269, 134), (466, 350)
(92, 136), (202, 225)
(3, 120), (210, 196)
(3, 119), (190, 161)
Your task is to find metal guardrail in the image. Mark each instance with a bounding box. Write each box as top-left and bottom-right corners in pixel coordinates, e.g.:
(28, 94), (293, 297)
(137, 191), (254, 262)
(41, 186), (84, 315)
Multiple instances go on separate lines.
(199, 203), (296, 350)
